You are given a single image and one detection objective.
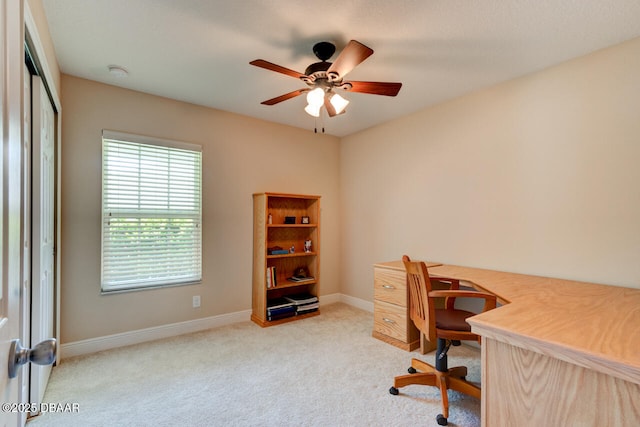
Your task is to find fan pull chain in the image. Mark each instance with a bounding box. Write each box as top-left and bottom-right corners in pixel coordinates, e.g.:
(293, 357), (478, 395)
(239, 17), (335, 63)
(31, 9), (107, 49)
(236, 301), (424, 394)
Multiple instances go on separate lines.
(313, 114), (326, 134)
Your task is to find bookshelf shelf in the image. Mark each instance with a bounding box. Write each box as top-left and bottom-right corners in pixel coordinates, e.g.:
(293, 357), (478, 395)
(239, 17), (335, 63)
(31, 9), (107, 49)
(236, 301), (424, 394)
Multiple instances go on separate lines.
(272, 279), (317, 290)
(266, 252), (317, 259)
(252, 193), (320, 327)
(268, 224), (318, 228)
(252, 310), (318, 327)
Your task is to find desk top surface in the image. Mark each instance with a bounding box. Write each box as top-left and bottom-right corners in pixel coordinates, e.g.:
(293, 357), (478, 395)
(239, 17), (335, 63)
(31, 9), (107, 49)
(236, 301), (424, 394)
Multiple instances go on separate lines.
(378, 261), (640, 386)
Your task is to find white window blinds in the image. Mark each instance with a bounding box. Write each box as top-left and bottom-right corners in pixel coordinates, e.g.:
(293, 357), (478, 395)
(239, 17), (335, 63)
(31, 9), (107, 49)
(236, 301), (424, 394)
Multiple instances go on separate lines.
(101, 131), (202, 292)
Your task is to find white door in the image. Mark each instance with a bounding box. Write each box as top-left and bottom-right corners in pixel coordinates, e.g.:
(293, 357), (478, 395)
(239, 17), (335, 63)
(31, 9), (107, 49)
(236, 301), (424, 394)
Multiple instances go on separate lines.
(30, 75), (55, 407)
(20, 63), (33, 426)
(1, 0), (25, 425)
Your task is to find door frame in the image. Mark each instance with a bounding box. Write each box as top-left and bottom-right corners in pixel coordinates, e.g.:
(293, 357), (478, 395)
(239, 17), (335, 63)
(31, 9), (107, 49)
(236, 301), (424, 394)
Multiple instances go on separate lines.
(1, 0), (23, 425)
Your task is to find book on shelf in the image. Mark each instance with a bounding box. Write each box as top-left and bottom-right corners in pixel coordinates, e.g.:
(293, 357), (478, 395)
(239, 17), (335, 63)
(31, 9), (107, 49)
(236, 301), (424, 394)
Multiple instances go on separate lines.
(267, 305), (296, 317)
(268, 311), (296, 321)
(295, 302), (319, 315)
(267, 297), (295, 310)
(297, 302), (319, 310)
(267, 298), (296, 320)
(296, 307), (318, 316)
(284, 293), (318, 306)
(268, 246), (289, 255)
(266, 266), (278, 288)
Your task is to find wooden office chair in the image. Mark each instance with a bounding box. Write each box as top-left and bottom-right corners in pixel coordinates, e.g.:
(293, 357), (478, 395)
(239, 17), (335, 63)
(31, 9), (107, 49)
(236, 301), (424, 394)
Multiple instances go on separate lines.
(389, 255), (496, 426)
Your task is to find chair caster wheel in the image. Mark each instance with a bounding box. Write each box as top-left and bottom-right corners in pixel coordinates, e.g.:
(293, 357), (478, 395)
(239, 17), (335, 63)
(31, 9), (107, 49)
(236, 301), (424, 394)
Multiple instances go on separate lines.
(436, 413), (448, 425)
(408, 367), (417, 374)
(389, 386), (399, 395)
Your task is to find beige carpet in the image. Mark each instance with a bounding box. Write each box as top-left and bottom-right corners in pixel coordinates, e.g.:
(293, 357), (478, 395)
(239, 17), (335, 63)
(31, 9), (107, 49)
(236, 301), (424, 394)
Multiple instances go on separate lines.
(28, 303), (480, 427)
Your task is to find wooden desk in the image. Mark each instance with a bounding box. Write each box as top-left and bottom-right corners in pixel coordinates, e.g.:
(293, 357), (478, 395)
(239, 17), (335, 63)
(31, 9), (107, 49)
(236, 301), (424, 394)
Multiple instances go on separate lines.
(425, 264), (640, 426)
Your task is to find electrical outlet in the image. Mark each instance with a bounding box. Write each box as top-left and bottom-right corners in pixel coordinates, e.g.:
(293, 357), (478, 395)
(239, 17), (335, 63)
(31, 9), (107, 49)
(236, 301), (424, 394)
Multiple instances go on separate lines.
(192, 295), (201, 308)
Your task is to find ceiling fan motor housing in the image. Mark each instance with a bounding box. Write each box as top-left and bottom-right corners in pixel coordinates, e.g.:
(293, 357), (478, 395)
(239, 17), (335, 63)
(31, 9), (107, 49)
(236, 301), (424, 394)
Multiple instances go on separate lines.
(303, 61), (331, 82)
(312, 41), (336, 61)
(303, 42), (343, 84)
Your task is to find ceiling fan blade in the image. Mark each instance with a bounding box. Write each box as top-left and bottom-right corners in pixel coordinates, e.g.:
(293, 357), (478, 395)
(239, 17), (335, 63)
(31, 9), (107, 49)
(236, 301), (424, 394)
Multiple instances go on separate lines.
(250, 59), (307, 80)
(260, 89), (308, 106)
(326, 40), (373, 80)
(344, 81), (402, 97)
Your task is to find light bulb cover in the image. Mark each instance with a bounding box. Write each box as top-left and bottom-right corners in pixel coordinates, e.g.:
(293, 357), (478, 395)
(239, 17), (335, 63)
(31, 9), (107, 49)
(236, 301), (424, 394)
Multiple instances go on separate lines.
(306, 87), (325, 107)
(304, 103), (322, 117)
(328, 92), (349, 114)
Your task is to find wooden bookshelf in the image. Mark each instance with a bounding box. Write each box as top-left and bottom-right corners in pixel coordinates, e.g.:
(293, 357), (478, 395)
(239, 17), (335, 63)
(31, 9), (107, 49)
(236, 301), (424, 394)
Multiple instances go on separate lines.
(251, 193), (320, 327)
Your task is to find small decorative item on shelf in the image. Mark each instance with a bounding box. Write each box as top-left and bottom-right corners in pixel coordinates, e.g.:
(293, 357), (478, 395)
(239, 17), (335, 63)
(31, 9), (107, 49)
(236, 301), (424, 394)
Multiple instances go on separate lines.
(289, 245), (295, 254)
(301, 216), (310, 224)
(284, 216), (296, 224)
(304, 239), (312, 253)
(268, 213), (273, 224)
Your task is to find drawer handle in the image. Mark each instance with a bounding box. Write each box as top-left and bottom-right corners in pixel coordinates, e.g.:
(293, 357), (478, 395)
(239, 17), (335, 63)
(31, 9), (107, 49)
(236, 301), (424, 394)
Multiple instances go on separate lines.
(382, 317), (396, 324)
(382, 285), (395, 289)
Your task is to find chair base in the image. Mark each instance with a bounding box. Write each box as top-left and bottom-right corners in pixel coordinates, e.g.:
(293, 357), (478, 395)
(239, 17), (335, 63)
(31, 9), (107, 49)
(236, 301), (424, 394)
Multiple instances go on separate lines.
(389, 358), (480, 426)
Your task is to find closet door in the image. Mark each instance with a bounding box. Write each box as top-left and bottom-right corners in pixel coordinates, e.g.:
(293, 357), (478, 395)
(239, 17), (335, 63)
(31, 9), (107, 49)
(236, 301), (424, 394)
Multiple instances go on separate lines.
(31, 75), (55, 406)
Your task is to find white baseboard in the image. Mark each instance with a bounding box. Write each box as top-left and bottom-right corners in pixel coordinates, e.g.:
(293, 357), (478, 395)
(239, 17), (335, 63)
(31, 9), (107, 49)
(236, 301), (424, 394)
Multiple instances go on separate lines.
(60, 309), (251, 359)
(338, 293), (373, 312)
(60, 293), (372, 359)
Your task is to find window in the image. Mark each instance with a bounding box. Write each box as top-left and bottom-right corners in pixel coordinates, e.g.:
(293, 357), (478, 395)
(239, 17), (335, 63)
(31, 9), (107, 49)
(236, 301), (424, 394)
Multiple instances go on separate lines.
(101, 130), (202, 292)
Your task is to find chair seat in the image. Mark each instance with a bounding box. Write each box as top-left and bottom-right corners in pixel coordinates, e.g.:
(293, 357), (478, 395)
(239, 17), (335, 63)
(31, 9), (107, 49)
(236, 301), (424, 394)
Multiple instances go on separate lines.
(435, 309), (475, 331)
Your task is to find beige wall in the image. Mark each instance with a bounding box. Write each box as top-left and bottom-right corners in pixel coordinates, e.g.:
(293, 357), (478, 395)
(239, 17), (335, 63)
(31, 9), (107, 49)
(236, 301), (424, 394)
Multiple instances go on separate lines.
(61, 75), (340, 343)
(340, 37), (640, 303)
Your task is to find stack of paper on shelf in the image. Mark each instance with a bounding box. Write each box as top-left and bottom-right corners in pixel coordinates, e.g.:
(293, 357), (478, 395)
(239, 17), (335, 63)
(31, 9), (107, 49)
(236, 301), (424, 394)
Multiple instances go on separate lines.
(287, 275), (315, 283)
(284, 293), (319, 315)
(266, 298), (295, 321)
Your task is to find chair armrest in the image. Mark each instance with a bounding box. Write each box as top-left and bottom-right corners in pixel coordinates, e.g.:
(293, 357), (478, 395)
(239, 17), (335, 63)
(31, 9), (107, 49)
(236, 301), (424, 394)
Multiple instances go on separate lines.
(430, 277), (460, 309)
(428, 290), (497, 312)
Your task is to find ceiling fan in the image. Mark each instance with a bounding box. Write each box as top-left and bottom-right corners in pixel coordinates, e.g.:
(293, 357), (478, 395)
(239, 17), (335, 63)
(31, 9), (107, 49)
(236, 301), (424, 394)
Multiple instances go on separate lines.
(250, 40), (402, 118)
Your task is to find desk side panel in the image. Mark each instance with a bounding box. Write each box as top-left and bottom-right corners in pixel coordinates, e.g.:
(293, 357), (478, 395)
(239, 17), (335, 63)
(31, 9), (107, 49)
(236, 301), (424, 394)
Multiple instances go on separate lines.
(483, 338), (640, 427)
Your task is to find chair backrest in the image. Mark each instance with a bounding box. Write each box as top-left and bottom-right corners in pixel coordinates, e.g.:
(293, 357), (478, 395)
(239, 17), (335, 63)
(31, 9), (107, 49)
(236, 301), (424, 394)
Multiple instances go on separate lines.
(402, 255), (437, 343)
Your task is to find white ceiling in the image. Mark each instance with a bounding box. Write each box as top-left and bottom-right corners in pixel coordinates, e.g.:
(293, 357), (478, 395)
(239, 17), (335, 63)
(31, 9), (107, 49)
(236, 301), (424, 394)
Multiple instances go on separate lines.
(42, 0), (640, 137)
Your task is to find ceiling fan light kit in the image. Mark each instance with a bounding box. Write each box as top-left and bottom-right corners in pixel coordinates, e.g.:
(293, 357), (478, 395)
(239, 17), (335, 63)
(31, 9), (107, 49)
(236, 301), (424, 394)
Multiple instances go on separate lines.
(305, 87), (325, 117)
(250, 40), (402, 126)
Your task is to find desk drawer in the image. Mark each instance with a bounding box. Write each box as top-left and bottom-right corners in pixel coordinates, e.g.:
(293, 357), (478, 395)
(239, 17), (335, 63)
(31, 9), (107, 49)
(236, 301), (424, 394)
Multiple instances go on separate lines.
(374, 267), (407, 306)
(374, 300), (410, 342)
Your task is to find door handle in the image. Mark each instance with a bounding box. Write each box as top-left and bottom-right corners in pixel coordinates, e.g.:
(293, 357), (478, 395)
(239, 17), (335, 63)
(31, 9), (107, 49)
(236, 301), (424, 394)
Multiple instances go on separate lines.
(8, 338), (57, 379)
